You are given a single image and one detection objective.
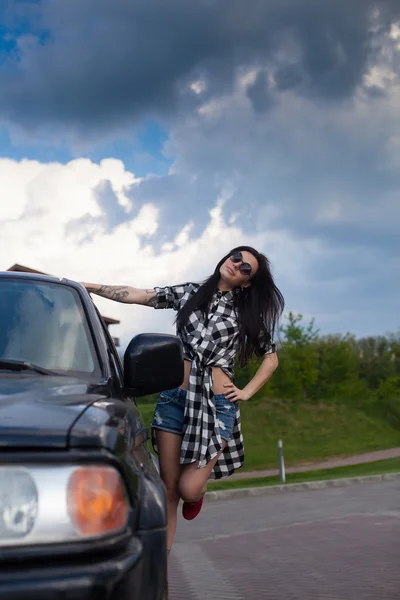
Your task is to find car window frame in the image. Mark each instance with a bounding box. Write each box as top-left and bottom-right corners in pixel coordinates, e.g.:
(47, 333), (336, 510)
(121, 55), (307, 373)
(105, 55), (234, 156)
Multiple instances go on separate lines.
(91, 303), (125, 389)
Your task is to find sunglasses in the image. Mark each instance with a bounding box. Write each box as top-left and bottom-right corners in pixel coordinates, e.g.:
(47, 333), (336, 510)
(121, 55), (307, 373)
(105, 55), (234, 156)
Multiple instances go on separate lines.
(230, 251), (253, 277)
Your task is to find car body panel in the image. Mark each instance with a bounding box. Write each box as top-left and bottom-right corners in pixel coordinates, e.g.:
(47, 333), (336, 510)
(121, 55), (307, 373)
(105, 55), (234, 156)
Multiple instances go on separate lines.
(0, 376), (107, 448)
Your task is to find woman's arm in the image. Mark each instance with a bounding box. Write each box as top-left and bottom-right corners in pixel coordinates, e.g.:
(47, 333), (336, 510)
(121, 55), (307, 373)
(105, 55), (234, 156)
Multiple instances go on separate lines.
(80, 282), (157, 306)
(224, 352), (279, 402)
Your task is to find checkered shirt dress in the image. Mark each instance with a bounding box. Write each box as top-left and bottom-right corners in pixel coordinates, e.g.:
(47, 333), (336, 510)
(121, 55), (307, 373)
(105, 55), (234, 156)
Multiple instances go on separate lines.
(152, 282), (275, 480)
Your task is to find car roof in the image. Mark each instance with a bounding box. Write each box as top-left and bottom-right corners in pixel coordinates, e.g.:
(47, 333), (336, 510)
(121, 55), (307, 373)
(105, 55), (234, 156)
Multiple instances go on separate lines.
(0, 270), (75, 286)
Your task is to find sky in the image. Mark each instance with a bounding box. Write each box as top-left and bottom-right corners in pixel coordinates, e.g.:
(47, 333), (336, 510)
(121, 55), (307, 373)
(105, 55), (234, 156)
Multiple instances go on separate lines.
(0, 0), (399, 349)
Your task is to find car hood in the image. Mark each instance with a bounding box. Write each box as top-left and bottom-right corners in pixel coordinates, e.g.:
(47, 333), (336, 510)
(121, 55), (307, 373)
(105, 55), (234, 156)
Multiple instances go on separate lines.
(0, 374), (107, 448)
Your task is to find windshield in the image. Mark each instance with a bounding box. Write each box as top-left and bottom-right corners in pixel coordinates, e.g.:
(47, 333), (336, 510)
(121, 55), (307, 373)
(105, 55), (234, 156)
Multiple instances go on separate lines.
(0, 278), (101, 378)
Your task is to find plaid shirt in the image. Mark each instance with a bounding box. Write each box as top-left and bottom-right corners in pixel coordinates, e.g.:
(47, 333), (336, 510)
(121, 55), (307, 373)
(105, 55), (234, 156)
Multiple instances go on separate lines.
(153, 282), (275, 479)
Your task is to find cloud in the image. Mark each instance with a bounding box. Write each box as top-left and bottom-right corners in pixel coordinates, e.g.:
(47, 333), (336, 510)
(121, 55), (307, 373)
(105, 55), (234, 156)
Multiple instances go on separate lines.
(0, 2), (399, 342)
(0, 157), (286, 347)
(119, 47), (399, 338)
(0, 157), (149, 270)
(0, 149), (398, 344)
(246, 71), (276, 113)
(130, 54), (400, 243)
(66, 179), (131, 241)
(0, 0), (399, 139)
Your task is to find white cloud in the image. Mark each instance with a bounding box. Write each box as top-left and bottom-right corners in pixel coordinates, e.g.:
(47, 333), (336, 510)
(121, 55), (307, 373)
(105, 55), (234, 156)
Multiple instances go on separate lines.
(174, 222), (194, 247)
(363, 65), (397, 89)
(0, 156), (286, 348)
(390, 23), (400, 46)
(190, 80), (207, 94)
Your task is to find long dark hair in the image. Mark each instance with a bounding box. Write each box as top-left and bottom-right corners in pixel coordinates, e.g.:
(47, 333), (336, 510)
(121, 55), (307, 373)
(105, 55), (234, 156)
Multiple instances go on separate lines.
(176, 246), (285, 367)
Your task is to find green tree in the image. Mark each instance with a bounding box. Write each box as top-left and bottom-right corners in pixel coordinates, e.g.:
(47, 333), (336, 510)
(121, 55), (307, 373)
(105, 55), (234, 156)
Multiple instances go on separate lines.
(233, 316), (400, 409)
(357, 335), (398, 390)
(271, 312), (320, 401)
(311, 333), (370, 402)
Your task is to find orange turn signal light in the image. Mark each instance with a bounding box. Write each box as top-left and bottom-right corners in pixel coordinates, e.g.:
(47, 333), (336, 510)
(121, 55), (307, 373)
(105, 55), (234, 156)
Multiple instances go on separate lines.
(67, 466), (129, 536)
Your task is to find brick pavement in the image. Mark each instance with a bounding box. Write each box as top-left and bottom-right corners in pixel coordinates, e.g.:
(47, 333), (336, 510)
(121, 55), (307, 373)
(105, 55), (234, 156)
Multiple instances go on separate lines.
(230, 447), (400, 480)
(168, 479), (400, 599)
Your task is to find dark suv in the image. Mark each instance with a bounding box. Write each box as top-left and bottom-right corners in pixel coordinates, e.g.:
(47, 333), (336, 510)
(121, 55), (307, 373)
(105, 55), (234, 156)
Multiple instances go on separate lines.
(0, 272), (183, 600)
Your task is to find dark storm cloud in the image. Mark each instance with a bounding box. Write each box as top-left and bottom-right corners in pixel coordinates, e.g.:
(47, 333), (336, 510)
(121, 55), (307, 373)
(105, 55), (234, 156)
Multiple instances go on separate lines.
(246, 71), (276, 113)
(119, 68), (400, 258)
(0, 0), (399, 133)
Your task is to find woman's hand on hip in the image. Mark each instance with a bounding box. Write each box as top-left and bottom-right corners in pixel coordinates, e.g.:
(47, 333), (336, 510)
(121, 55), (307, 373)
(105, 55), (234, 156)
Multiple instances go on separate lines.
(223, 383), (250, 402)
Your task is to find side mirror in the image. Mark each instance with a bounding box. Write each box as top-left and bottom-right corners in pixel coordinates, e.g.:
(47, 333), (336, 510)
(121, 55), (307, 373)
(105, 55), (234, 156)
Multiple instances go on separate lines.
(124, 333), (184, 396)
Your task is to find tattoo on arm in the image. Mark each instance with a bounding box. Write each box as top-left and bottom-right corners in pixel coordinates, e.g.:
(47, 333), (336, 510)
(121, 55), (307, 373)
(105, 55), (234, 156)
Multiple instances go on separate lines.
(144, 289), (157, 307)
(97, 285), (130, 303)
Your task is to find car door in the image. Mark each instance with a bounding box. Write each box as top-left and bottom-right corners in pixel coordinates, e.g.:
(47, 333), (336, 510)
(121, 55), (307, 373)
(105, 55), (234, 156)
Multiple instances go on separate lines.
(96, 312), (157, 477)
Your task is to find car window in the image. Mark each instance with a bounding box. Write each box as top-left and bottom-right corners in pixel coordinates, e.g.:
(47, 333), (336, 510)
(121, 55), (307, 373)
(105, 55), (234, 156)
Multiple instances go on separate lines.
(0, 278), (101, 378)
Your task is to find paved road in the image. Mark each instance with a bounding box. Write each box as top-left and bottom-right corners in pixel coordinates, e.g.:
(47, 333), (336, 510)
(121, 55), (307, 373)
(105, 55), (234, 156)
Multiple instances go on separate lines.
(168, 479), (400, 599)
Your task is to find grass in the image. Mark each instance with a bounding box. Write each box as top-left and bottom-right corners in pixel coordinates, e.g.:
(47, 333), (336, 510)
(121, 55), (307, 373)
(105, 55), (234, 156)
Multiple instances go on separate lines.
(238, 398), (400, 471)
(207, 457), (400, 491)
(137, 397), (400, 473)
(138, 402), (157, 430)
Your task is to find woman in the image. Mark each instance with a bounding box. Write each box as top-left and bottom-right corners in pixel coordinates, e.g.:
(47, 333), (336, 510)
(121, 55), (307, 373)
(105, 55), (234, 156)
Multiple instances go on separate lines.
(81, 246), (284, 554)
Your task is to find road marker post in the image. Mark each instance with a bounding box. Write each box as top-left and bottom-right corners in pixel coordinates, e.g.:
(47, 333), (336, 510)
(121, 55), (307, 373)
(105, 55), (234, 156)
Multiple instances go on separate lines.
(278, 439), (286, 483)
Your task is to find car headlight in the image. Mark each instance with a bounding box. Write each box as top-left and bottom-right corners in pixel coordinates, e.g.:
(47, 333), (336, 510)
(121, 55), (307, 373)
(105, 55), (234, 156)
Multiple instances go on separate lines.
(0, 465), (129, 547)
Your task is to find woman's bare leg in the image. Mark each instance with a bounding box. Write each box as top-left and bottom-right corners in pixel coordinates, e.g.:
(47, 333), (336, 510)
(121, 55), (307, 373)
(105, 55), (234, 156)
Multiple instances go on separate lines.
(155, 430), (182, 550)
(178, 441), (227, 504)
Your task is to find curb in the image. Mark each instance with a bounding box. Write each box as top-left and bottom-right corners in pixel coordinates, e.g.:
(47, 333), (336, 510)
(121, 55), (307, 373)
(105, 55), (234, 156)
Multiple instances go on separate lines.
(205, 472), (400, 502)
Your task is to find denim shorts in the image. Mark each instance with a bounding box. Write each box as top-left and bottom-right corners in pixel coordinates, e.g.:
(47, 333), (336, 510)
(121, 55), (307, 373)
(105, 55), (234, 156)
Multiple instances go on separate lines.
(151, 387), (237, 442)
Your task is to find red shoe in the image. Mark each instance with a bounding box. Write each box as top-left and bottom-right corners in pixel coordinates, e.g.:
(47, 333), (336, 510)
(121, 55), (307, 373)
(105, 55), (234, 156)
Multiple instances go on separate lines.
(182, 496), (204, 520)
